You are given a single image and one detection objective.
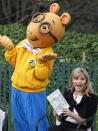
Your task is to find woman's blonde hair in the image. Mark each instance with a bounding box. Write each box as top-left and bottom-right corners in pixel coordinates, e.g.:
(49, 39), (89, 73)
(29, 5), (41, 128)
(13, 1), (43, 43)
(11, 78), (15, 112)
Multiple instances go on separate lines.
(68, 68), (94, 96)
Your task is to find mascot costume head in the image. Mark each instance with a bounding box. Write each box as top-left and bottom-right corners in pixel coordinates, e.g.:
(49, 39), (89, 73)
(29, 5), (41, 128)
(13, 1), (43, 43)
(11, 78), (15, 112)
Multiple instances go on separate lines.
(0, 3), (71, 131)
(0, 3), (71, 64)
(27, 3), (71, 48)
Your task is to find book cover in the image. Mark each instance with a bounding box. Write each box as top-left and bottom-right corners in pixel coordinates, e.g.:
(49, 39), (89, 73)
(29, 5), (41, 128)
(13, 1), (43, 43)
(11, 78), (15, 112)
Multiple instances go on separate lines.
(47, 89), (69, 115)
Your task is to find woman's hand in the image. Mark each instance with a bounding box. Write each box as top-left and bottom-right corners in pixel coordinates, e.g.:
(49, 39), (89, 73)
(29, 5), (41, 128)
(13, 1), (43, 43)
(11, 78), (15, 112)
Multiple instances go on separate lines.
(61, 108), (73, 117)
(53, 110), (62, 121)
(62, 108), (86, 124)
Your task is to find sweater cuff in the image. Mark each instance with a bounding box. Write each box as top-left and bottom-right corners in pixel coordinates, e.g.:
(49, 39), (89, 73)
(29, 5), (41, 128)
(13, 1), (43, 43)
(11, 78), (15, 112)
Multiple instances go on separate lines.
(5, 48), (16, 54)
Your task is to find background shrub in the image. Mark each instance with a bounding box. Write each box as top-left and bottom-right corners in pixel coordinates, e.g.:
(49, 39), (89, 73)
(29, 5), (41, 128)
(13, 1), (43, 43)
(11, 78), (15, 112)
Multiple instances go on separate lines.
(0, 23), (98, 63)
(0, 24), (26, 63)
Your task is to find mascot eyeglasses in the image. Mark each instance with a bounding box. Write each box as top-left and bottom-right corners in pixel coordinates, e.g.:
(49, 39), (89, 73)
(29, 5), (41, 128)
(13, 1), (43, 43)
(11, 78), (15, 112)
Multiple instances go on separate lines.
(32, 13), (58, 42)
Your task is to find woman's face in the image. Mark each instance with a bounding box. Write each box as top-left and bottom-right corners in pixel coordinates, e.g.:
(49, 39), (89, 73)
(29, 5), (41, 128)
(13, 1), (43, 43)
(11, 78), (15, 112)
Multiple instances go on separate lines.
(72, 73), (87, 92)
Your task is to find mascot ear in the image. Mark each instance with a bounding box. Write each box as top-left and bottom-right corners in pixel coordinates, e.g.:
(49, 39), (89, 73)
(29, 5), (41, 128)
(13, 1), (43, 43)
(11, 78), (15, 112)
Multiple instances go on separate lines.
(60, 13), (71, 25)
(50, 3), (60, 14)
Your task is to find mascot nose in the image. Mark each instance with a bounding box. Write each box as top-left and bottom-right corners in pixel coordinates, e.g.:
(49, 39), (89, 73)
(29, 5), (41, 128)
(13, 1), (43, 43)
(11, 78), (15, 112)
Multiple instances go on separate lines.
(29, 35), (38, 41)
(31, 36), (38, 40)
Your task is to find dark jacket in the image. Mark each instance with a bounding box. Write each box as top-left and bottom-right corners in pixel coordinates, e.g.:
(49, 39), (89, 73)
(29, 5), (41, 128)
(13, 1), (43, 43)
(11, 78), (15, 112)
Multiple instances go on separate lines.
(63, 90), (97, 128)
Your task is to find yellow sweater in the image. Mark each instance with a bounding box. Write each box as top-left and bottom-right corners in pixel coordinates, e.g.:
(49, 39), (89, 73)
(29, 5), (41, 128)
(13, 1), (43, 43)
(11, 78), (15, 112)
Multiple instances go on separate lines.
(5, 39), (54, 92)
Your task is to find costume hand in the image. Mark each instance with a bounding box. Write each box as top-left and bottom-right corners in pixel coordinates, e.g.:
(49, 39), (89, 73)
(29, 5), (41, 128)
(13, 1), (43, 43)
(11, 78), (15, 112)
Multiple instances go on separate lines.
(0, 35), (14, 51)
(37, 53), (57, 64)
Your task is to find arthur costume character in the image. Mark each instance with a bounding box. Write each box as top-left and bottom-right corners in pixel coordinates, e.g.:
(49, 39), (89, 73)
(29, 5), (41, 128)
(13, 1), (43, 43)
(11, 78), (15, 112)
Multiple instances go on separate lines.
(0, 3), (71, 131)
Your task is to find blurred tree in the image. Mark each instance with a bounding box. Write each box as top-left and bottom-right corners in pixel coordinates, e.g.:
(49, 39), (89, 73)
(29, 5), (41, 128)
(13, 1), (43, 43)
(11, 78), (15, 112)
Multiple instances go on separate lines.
(57, 0), (98, 34)
(0, 0), (98, 34)
(0, 0), (55, 25)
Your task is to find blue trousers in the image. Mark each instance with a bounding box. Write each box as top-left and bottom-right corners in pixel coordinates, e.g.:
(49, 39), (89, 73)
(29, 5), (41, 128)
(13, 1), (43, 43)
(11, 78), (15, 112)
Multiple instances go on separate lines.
(11, 87), (49, 131)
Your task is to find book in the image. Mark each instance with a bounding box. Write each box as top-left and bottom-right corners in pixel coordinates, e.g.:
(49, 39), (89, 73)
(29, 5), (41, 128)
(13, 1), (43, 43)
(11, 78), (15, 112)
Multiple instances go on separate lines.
(47, 89), (69, 115)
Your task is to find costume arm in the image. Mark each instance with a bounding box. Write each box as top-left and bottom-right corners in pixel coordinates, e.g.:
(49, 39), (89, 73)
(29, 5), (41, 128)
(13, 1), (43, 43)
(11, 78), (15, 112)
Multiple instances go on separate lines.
(5, 48), (17, 67)
(34, 60), (53, 80)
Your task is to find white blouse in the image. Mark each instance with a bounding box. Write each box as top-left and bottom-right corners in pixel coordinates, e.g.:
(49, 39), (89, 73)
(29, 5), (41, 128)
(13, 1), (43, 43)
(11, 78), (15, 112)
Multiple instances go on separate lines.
(66, 93), (83, 123)
(0, 109), (5, 131)
(56, 93), (91, 131)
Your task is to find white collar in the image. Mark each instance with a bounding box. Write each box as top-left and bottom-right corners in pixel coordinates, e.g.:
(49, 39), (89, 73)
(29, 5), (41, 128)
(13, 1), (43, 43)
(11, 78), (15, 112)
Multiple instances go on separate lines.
(73, 93), (83, 104)
(20, 40), (42, 56)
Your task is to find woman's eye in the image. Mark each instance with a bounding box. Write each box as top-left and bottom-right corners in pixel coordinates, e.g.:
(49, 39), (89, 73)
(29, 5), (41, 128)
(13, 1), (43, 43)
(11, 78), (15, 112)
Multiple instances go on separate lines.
(43, 25), (49, 30)
(74, 77), (78, 80)
(81, 78), (86, 81)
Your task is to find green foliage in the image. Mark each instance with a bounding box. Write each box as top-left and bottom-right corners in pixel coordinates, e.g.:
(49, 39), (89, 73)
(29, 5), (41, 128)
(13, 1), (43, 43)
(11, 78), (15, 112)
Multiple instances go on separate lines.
(0, 24), (26, 44)
(0, 24), (98, 63)
(0, 24), (26, 63)
(53, 31), (98, 63)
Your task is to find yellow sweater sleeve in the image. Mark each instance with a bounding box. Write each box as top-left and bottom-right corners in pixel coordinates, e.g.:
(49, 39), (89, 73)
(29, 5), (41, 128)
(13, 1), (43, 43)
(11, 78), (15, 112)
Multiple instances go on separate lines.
(4, 40), (26, 67)
(34, 60), (53, 80)
(5, 48), (17, 67)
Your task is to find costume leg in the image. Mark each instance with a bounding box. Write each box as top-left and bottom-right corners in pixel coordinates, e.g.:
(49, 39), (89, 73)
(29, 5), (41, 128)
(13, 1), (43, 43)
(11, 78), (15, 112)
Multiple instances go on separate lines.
(11, 87), (30, 131)
(11, 86), (49, 131)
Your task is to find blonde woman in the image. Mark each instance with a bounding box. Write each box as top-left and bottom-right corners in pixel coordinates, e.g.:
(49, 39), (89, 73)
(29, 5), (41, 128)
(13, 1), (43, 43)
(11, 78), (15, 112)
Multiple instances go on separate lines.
(48, 68), (97, 131)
